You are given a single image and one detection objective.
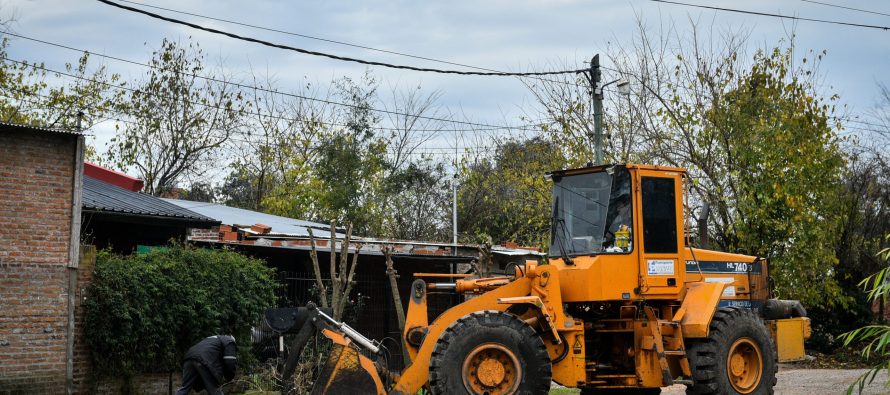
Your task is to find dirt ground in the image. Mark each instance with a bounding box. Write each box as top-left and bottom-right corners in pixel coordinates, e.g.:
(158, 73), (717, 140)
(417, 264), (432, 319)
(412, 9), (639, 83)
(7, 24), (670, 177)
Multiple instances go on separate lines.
(659, 368), (887, 394)
(551, 367), (888, 394)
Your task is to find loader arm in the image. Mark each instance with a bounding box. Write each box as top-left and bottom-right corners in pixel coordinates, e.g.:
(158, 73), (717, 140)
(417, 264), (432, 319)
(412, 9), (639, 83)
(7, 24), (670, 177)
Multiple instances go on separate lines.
(390, 276), (533, 394)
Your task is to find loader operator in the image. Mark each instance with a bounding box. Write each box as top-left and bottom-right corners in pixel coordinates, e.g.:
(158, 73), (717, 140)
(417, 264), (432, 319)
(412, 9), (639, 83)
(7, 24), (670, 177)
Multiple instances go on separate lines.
(175, 335), (237, 395)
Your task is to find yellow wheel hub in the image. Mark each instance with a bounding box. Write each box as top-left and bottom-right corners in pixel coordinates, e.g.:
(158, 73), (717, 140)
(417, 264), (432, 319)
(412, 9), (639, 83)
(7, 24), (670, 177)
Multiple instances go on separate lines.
(462, 343), (521, 395)
(727, 338), (763, 393)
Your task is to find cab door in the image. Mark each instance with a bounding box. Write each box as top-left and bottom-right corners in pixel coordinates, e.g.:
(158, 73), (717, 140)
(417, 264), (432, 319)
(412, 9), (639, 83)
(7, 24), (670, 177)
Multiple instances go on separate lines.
(634, 169), (685, 296)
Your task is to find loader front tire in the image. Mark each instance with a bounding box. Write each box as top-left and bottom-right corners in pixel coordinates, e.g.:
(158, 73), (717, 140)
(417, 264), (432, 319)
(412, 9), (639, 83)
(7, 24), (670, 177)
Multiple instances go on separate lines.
(685, 307), (777, 395)
(429, 310), (551, 395)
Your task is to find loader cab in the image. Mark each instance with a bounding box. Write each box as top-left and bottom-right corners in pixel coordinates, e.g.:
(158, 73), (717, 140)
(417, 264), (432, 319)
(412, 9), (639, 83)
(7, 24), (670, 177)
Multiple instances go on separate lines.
(547, 164), (687, 301)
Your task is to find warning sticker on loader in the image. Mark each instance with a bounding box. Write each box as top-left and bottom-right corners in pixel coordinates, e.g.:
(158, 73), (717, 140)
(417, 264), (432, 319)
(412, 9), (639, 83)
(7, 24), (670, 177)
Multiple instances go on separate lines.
(705, 277), (737, 297)
(647, 259), (675, 275)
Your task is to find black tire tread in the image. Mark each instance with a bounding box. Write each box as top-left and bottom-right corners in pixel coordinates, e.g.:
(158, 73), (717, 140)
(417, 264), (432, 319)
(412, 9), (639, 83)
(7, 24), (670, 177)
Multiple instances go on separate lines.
(428, 310), (552, 395)
(685, 307), (778, 395)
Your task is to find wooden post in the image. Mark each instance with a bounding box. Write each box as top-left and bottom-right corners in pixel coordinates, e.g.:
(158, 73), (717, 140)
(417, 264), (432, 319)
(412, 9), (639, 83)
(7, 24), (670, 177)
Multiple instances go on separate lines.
(307, 228), (328, 308)
(383, 246), (409, 366)
(329, 221), (340, 314)
(335, 223), (353, 318)
(337, 243), (362, 320)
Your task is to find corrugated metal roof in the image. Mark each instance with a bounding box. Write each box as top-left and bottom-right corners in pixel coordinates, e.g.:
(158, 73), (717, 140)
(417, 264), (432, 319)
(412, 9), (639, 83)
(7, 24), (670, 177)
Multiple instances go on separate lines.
(83, 176), (218, 224)
(0, 120), (82, 135)
(163, 198), (343, 238)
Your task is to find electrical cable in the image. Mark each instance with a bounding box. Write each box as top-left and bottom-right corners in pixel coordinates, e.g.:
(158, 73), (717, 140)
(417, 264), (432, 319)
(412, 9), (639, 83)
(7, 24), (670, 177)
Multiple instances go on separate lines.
(17, 30), (875, 135)
(113, 0), (587, 89)
(651, 0), (890, 31)
(0, 31), (542, 132)
(0, 55), (539, 137)
(5, 38), (878, 148)
(0, 84), (499, 159)
(801, 0), (890, 18)
(96, 0), (592, 76)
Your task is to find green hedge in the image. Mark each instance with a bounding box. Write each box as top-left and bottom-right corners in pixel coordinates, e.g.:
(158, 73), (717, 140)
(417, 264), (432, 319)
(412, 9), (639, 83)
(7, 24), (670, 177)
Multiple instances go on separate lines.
(83, 244), (276, 377)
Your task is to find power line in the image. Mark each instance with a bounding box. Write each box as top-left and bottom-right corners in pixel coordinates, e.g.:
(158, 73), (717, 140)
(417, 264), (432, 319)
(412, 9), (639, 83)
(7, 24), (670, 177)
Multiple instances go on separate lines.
(0, 53), (542, 135)
(595, 66), (890, 130)
(651, 0), (890, 31)
(9, 41), (882, 141)
(96, 0), (591, 76)
(0, 70), (510, 154)
(0, 32), (539, 132)
(114, 0), (523, 74)
(113, 0), (589, 90)
(801, 0), (890, 18)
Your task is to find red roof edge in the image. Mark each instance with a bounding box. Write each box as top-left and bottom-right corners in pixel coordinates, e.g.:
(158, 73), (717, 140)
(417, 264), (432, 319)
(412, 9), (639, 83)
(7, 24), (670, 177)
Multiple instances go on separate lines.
(84, 162), (144, 192)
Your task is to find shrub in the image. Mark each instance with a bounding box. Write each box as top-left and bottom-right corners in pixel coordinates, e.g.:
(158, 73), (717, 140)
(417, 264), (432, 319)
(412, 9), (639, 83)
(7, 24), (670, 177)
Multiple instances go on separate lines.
(841, 237), (890, 393)
(83, 244), (276, 378)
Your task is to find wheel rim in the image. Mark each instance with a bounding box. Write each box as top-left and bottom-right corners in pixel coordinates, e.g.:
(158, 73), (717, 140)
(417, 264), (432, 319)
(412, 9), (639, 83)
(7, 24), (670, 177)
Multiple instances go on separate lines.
(726, 337), (763, 393)
(461, 343), (522, 395)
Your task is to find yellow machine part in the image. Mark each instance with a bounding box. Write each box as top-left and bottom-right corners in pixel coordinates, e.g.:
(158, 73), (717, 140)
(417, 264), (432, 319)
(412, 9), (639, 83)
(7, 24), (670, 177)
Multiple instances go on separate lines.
(769, 317), (811, 362)
(311, 329), (386, 395)
(673, 281), (726, 338)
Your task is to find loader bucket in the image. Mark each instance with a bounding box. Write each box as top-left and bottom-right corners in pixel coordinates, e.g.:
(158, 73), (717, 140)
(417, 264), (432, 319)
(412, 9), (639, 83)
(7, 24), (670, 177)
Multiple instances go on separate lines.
(310, 343), (381, 395)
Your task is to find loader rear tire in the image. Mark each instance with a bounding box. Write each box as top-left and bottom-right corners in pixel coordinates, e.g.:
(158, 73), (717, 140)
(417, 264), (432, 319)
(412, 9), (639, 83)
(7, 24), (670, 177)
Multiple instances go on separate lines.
(429, 310), (551, 395)
(685, 307), (777, 395)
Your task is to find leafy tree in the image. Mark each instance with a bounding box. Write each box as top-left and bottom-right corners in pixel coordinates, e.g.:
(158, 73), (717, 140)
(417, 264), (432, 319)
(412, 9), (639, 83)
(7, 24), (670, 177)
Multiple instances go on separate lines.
(811, 82), (890, 350)
(0, 38), (123, 131)
(458, 137), (567, 246)
(261, 73), (448, 238)
(840, 239), (890, 394)
(177, 181), (216, 203)
(107, 38), (245, 196)
(684, 47), (847, 307)
(218, 166), (259, 209)
(263, 73), (386, 235)
(382, 160), (451, 241)
(524, 17), (848, 307)
(226, 73), (332, 211)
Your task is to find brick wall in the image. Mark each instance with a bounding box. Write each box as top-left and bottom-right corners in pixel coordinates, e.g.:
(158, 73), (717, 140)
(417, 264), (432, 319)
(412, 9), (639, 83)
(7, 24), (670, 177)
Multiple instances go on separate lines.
(95, 373), (181, 395)
(0, 129), (78, 394)
(71, 247), (94, 394)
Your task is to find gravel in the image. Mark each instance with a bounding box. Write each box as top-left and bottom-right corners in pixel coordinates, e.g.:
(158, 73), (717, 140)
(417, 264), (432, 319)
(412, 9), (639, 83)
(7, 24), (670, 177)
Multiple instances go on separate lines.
(552, 368), (889, 394)
(658, 368), (888, 394)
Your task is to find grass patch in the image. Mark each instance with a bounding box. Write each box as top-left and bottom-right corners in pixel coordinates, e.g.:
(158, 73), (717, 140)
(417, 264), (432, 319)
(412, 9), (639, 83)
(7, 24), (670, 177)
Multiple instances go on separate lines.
(549, 388), (580, 395)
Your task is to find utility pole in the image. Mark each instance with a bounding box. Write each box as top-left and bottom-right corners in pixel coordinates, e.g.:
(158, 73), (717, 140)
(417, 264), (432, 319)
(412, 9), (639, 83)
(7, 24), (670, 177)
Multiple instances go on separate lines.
(452, 150), (458, 246)
(587, 54), (604, 165)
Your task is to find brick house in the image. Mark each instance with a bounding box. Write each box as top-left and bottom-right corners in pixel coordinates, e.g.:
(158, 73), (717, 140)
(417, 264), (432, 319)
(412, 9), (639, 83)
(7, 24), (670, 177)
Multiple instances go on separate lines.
(0, 124), (217, 394)
(0, 122), (84, 394)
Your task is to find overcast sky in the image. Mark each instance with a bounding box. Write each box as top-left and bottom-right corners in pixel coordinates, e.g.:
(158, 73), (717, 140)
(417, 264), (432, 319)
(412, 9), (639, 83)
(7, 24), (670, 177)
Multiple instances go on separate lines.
(4, 0), (889, 157)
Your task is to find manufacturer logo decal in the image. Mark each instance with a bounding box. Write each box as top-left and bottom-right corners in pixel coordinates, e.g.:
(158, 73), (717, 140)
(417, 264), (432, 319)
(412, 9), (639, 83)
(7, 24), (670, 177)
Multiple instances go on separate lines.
(647, 259), (675, 275)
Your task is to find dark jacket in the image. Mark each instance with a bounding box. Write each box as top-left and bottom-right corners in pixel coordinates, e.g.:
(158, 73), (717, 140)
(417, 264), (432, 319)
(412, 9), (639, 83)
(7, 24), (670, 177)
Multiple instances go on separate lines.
(184, 335), (238, 382)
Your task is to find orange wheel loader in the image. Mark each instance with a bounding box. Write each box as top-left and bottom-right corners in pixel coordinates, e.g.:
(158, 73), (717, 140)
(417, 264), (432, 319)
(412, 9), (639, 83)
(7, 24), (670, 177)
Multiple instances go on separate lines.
(278, 164), (810, 395)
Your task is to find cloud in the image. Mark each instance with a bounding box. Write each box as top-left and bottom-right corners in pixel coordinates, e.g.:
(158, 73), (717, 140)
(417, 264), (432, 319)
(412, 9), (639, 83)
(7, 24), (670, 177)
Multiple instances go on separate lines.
(4, 0), (887, 152)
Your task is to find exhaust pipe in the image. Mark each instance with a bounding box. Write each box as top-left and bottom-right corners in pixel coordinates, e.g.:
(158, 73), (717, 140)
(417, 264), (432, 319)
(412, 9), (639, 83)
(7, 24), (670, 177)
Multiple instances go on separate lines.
(698, 202), (710, 249)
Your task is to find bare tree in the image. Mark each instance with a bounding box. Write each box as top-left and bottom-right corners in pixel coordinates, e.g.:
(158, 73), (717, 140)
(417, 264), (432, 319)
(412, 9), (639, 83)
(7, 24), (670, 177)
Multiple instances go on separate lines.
(307, 221), (362, 321)
(107, 38), (245, 196)
(224, 71), (335, 210)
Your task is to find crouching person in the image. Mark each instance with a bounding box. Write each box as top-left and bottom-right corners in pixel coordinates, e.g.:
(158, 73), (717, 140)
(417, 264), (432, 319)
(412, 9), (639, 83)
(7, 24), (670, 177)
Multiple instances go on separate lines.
(176, 335), (237, 395)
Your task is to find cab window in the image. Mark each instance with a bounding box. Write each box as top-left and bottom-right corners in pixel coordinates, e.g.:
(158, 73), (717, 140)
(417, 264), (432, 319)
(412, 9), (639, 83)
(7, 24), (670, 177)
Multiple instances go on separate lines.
(641, 177), (678, 253)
